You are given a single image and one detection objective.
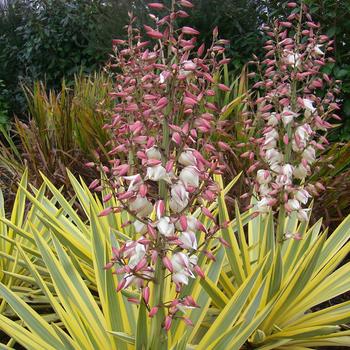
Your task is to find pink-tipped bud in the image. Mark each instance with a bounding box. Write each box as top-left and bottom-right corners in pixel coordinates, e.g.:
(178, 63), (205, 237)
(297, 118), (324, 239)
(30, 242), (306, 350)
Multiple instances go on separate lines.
(127, 297), (140, 304)
(204, 250), (216, 261)
(85, 162), (95, 168)
(182, 26), (200, 35)
(135, 257), (148, 272)
(218, 237), (230, 247)
(149, 306), (159, 318)
(146, 30), (163, 39)
(89, 179), (99, 190)
(98, 207), (113, 217)
(162, 256), (173, 272)
(143, 286), (150, 304)
(201, 207), (215, 221)
(197, 43), (205, 57)
(184, 295), (199, 308)
(139, 184), (148, 197)
(104, 262), (114, 270)
(156, 97), (168, 109)
(172, 132), (182, 144)
(147, 159), (162, 166)
(218, 83), (231, 92)
(115, 164), (130, 176)
(183, 96), (198, 106)
(164, 316), (172, 331)
(155, 200), (165, 219)
(218, 141), (231, 152)
(179, 215), (188, 231)
(183, 317), (194, 326)
(116, 278), (126, 292)
(103, 193), (113, 203)
(196, 221), (207, 233)
(194, 265), (205, 279)
(180, 0), (194, 7)
(148, 2), (164, 9)
(151, 250), (158, 264)
(147, 224), (157, 239)
(283, 134), (289, 145)
(118, 191), (134, 200)
(165, 160), (174, 172)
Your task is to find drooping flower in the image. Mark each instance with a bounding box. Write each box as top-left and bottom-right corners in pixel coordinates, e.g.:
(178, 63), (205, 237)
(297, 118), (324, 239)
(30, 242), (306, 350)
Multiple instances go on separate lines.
(129, 196), (153, 217)
(157, 217), (175, 237)
(178, 150), (197, 166)
(170, 182), (189, 213)
(179, 166), (200, 188)
(146, 165), (172, 182)
(179, 231), (197, 250)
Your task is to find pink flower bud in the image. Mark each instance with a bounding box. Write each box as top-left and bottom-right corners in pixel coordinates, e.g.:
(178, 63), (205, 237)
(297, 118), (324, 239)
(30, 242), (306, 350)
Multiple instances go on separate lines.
(204, 250), (216, 261)
(103, 194), (113, 203)
(104, 262), (114, 270)
(183, 317), (194, 326)
(218, 83), (231, 92)
(98, 207), (113, 217)
(179, 215), (188, 231)
(162, 256), (173, 272)
(218, 141), (231, 151)
(146, 30), (163, 39)
(127, 298), (140, 304)
(147, 224), (157, 240)
(135, 257), (148, 272)
(147, 159), (162, 166)
(165, 160), (174, 172)
(151, 250), (158, 264)
(139, 184), (148, 197)
(182, 26), (200, 35)
(201, 207), (215, 220)
(118, 191), (134, 200)
(164, 316), (172, 331)
(180, 0), (194, 7)
(197, 43), (205, 57)
(172, 132), (182, 144)
(149, 306), (159, 318)
(155, 200), (165, 219)
(183, 96), (198, 106)
(184, 295), (199, 308)
(116, 278), (126, 292)
(115, 164), (130, 176)
(143, 286), (150, 304)
(218, 237), (230, 247)
(156, 97), (168, 109)
(148, 2), (164, 9)
(89, 179), (99, 190)
(194, 265), (205, 279)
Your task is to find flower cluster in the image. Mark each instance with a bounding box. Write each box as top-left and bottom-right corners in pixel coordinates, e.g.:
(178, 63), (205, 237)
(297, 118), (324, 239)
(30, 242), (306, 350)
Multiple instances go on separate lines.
(89, 0), (232, 329)
(243, 2), (340, 221)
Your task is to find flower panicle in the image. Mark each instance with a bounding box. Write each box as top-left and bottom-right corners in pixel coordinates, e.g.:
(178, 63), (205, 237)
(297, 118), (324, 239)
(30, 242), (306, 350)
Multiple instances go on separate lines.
(244, 2), (340, 221)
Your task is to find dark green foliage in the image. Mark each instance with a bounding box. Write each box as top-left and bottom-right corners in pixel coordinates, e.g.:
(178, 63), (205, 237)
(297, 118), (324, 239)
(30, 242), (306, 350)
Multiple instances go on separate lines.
(184, 0), (264, 70)
(261, 0), (350, 140)
(0, 0), (129, 116)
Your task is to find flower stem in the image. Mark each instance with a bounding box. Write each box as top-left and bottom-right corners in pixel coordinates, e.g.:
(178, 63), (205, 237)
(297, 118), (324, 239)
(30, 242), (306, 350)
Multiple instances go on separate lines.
(149, 111), (171, 349)
(276, 205), (286, 245)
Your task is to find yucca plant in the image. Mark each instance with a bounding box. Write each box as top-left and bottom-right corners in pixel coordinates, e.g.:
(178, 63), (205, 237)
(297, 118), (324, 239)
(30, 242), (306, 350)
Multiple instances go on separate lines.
(0, 170), (250, 350)
(1, 171), (350, 349)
